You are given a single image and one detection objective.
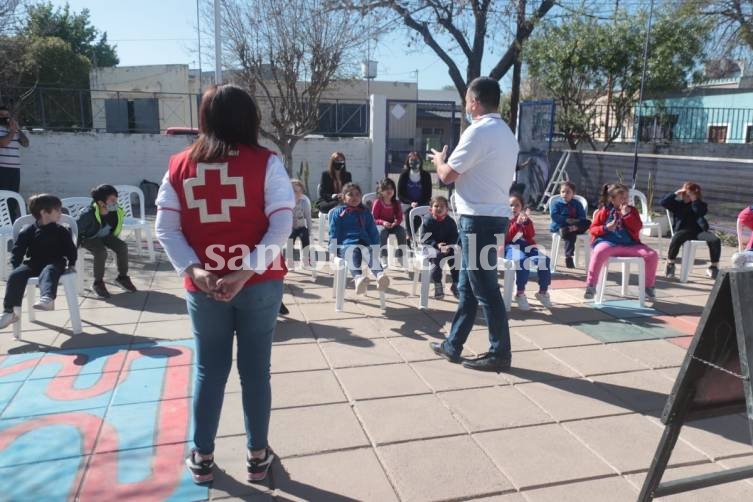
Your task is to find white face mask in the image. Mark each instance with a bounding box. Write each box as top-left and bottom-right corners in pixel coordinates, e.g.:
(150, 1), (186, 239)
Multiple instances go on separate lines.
(465, 112), (473, 124)
(106, 203), (118, 212)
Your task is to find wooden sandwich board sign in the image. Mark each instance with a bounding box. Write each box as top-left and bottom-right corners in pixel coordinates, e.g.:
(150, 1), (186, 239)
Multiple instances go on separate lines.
(638, 268), (753, 501)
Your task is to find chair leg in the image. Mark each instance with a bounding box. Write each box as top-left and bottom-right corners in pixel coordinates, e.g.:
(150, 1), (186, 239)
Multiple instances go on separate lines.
(680, 241), (693, 283)
(145, 228), (156, 262)
(503, 267), (514, 312)
(134, 229), (143, 256)
(334, 258), (346, 312)
(27, 285), (36, 323)
(12, 306), (21, 340)
(0, 246), (7, 281)
(620, 262), (629, 298)
(583, 241), (591, 271)
(285, 239), (295, 269)
(550, 234), (561, 274)
(63, 274), (83, 334)
(595, 265), (607, 305)
(637, 261), (646, 307)
(419, 258), (430, 310)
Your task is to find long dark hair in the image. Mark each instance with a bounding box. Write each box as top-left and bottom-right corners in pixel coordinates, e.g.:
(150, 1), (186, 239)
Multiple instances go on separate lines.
(327, 151), (347, 193)
(377, 178), (398, 205)
(599, 183), (629, 208)
(189, 85), (260, 162)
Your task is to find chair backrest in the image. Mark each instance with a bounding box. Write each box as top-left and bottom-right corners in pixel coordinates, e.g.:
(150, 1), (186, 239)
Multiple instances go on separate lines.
(449, 192), (458, 219)
(362, 192), (377, 210)
(114, 184), (146, 219)
(629, 189), (651, 222)
(666, 209), (675, 237)
(61, 197), (93, 219)
(409, 206), (431, 250)
(0, 190), (28, 226)
(548, 194), (588, 216)
(12, 214), (78, 246)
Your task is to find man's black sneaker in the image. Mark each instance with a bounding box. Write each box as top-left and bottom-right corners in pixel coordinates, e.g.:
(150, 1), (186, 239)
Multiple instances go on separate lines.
(247, 447), (275, 483)
(429, 341), (461, 363)
(92, 281), (111, 299)
(665, 262), (676, 278)
(115, 275), (137, 292)
(565, 256), (575, 269)
(461, 353), (511, 373)
(706, 266), (719, 279)
(185, 448), (214, 484)
(279, 303), (290, 316)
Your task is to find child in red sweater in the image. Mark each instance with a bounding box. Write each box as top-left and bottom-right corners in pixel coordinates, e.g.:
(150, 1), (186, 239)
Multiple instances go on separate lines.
(585, 183), (658, 301)
(371, 178), (407, 268)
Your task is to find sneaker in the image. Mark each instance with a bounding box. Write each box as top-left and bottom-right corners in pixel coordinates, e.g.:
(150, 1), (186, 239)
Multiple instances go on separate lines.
(565, 256), (575, 269)
(376, 273), (390, 292)
(434, 282), (445, 299)
(115, 275), (138, 292)
(92, 281), (111, 299)
(247, 447), (275, 483)
(515, 293), (530, 311)
(379, 258), (389, 270)
(279, 302), (289, 316)
(354, 275), (369, 295)
(665, 262), (676, 278)
(0, 311), (18, 329)
(450, 283), (459, 298)
(706, 266), (719, 279)
(185, 448), (214, 484)
(645, 287), (656, 302)
(535, 291), (552, 309)
(33, 296), (55, 311)
(584, 285), (596, 300)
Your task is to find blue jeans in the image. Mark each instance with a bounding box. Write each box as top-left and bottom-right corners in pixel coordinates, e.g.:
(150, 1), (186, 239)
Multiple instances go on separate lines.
(337, 242), (381, 277)
(3, 263), (65, 310)
(444, 216), (511, 359)
(504, 240), (551, 293)
(186, 279), (283, 454)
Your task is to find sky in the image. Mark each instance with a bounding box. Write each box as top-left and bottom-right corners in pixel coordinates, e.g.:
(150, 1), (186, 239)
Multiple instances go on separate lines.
(47, 0), (507, 91)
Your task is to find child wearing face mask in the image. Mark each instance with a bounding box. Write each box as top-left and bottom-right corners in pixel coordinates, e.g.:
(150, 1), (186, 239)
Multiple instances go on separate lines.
(397, 152), (432, 242)
(585, 183), (658, 301)
(76, 184), (137, 298)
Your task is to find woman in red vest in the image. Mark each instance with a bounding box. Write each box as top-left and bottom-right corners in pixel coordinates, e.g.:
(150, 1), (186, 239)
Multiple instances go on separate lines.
(155, 85), (294, 484)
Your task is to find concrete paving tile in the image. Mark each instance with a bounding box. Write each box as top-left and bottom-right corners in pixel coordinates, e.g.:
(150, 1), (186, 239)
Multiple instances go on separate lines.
(319, 338), (402, 368)
(505, 308), (555, 328)
(472, 493), (527, 501)
(516, 378), (631, 421)
(273, 319), (317, 345)
(111, 365), (194, 406)
(0, 329), (61, 355)
(217, 392), (246, 437)
(79, 306), (144, 325)
(375, 315), (444, 339)
(272, 447), (398, 501)
(0, 455), (89, 500)
(133, 318), (193, 340)
(550, 305), (615, 324)
(270, 369), (347, 409)
(666, 336), (692, 349)
(653, 296), (707, 316)
(3, 370), (113, 417)
(475, 424), (614, 489)
(464, 331), (538, 354)
(308, 317), (384, 341)
(269, 403), (369, 457)
(573, 319), (658, 343)
(79, 292), (148, 310)
(564, 414), (707, 474)
(30, 345), (128, 379)
(439, 386), (552, 432)
(355, 394), (464, 444)
(336, 363), (431, 400)
(501, 350), (581, 384)
(625, 462), (753, 501)
(208, 435), (275, 499)
(297, 301), (363, 322)
(387, 336), (444, 362)
(624, 317), (688, 340)
(610, 339), (688, 369)
(546, 345), (649, 376)
(591, 300), (661, 319)
(379, 435), (513, 501)
(411, 359), (506, 392)
(54, 323), (137, 349)
(99, 398), (192, 453)
(523, 475), (638, 502)
(139, 308), (189, 323)
(270, 344), (329, 373)
(591, 370), (674, 413)
(676, 415), (753, 461)
(514, 323), (600, 349)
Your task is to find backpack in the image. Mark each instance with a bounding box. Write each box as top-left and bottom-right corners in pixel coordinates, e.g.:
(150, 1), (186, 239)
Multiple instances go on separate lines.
(140, 179), (160, 213)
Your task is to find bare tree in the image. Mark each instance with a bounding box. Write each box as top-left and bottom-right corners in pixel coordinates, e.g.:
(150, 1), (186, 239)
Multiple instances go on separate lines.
(333, 0), (557, 123)
(220, 0), (370, 171)
(680, 0), (753, 53)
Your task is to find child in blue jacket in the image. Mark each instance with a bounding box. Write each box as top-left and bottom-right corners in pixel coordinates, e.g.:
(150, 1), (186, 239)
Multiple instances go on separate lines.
(549, 181), (591, 268)
(328, 183), (389, 295)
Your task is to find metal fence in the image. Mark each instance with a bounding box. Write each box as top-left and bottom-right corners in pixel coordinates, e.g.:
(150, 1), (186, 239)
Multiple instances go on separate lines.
(557, 103), (753, 145)
(0, 86), (370, 136)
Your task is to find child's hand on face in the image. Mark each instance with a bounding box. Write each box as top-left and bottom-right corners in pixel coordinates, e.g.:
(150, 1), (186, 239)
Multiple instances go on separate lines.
(620, 203), (631, 215)
(606, 218), (618, 231)
(439, 243), (448, 253)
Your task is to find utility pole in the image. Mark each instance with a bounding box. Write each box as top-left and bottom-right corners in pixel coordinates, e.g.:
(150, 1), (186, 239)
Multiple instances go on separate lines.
(214, 0), (222, 84)
(197, 0), (203, 89)
(604, 0), (619, 143)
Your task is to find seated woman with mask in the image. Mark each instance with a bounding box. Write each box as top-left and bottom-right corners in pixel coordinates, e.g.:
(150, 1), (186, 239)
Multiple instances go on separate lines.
(397, 151), (432, 241)
(317, 152), (352, 214)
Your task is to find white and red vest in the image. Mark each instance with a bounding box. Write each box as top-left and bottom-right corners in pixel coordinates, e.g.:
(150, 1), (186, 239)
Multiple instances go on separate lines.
(168, 145), (287, 292)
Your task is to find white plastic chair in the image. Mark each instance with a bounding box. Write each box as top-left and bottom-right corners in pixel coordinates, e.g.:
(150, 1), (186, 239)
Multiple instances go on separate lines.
(666, 209), (706, 283)
(365, 192), (404, 269)
(0, 190), (28, 280)
(114, 185), (156, 262)
(331, 256), (386, 312)
(10, 214), (83, 339)
(630, 189), (662, 255)
(594, 256), (646, 307)
(61, 197), (92, 219)
(449, 192), (458, 220)
(549, 194), (591, 273)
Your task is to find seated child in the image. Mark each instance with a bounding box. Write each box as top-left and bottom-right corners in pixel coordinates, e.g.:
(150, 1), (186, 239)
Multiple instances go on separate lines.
(76, 184), (137, 298)
(549, 181), (591, 268)
(420, 196), (459, 299)
(503, 194), (552, 310)
(585, 183), (658, 301)
(0, 194), (77, 329)
(372, 178), (407, 269)
(732, 204), (753, 268)
(661, 181), (720, 279)
(328, 183), (389, 295)
(290, 178), (313, 266)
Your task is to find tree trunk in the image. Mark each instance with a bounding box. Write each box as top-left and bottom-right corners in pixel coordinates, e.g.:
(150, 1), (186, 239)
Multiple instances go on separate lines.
(509, 58), (522, 134)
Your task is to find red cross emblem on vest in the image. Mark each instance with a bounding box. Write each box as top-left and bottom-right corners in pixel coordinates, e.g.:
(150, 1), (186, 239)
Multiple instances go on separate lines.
(183, 163), (245, 223)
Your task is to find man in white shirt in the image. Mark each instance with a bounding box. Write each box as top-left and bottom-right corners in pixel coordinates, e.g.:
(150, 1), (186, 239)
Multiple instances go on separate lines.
(0, 105), (30, 220)
(428, 77), (519, 372)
